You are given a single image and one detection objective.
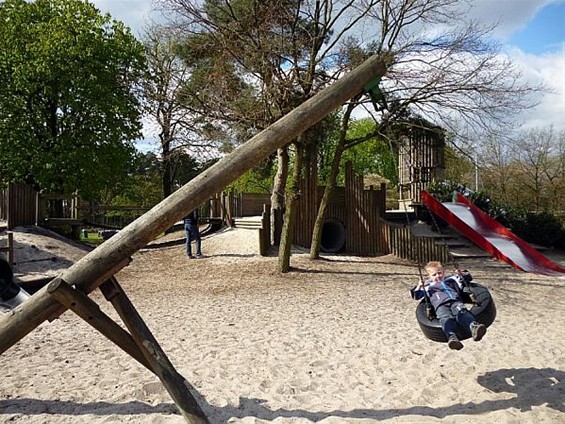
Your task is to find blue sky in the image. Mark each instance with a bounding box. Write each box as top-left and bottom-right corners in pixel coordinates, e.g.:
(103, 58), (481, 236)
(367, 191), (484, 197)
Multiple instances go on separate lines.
(91, 0), (565, 151)
(508, 1), (565, 53)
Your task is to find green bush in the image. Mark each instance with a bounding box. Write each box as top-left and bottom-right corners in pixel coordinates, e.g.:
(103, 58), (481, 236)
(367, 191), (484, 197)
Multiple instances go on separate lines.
(513, 211), (564, 247)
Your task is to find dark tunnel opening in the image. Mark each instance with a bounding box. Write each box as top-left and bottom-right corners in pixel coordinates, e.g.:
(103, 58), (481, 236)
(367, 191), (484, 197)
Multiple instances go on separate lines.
(320, 218), (346, 253)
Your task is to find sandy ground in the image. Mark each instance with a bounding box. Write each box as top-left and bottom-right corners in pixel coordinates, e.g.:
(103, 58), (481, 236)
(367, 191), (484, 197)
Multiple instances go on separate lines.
(0, 225), (564, 424)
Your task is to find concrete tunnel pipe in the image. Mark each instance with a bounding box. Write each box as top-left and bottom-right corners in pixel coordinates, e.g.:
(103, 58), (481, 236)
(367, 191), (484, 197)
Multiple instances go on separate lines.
(320, 218), (346, 253)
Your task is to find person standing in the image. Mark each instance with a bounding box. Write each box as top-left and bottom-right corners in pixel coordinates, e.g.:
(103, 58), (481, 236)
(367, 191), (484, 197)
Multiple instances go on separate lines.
(184, 209), (203, 259)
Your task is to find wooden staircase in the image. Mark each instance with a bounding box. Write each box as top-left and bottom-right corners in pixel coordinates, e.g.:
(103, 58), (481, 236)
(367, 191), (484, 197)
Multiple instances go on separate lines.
(410, 221), (490, 259)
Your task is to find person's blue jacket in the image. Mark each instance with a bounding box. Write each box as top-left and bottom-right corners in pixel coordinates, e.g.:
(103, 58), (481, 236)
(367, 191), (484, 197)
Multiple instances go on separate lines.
(184, 210), (199, 227)
(411, 272), (472, 309)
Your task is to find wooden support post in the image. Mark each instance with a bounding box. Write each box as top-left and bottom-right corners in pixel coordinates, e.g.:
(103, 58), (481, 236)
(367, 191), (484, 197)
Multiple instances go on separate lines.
(7, 231), (13, 266)
(99, 278), (209, 424)
(46, 278), (153, 371)
(0, 256), (131, 355)
(0, 231), (14, 266)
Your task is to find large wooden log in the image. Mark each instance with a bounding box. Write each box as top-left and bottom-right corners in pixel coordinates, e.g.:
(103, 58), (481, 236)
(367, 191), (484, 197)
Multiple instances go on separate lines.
(0, 54), (388, 354)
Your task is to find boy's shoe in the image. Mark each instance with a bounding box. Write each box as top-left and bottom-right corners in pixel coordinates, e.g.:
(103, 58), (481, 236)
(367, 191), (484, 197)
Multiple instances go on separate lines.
(471, 322), (487, 341)
(447, 335), (464, 350)
(195, 254), (205, 259)
(187, 255), (196, 259)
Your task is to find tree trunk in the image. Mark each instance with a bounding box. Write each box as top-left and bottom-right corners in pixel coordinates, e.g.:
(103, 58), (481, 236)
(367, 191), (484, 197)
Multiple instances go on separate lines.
(161, 135), (172, 198)
(310, 102), (355, 259)
(279, 141), (303, 273)
(271, 147), (289, 245)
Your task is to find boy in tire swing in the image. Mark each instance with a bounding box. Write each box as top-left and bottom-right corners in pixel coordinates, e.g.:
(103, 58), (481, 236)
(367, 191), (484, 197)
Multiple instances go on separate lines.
(411, 261), (487, 350)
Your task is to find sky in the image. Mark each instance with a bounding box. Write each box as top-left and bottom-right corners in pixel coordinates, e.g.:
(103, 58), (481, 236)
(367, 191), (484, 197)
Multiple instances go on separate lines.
(90, 0), (565, 152)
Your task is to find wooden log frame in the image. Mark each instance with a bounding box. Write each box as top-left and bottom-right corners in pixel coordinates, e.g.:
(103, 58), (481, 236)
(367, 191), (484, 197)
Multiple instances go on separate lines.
(0, 54), (388, 423)
(47, 276), (207, 423)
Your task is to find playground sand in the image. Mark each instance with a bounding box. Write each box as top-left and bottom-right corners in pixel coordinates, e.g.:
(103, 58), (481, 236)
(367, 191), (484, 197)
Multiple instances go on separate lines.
(1, 226), (564, 423)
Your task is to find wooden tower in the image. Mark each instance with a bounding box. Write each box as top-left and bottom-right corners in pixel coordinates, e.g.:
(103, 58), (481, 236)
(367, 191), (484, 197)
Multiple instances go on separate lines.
(397, 120), (445, 210)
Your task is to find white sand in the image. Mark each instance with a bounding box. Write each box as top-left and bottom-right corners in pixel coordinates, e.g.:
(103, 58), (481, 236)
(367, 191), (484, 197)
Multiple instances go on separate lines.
(1, 226), (564, 423)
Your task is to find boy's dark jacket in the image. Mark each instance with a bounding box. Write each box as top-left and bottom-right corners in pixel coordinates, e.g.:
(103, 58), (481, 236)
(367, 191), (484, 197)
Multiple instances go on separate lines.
(410, 272), (473, 309)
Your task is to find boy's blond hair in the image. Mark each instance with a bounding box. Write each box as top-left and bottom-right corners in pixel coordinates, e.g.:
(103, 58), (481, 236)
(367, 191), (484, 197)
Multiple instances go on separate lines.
(424, 261), (443, 274)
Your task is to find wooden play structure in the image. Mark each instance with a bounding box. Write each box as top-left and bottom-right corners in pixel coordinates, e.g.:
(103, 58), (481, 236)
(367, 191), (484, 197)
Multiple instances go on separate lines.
(294, 163), (388, 255)
(397, 121), (445, 210)
(0, 55), (388, 423)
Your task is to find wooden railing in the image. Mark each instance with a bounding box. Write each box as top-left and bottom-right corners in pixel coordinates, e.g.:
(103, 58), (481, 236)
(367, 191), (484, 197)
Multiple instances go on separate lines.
(78, 205), (151, 229)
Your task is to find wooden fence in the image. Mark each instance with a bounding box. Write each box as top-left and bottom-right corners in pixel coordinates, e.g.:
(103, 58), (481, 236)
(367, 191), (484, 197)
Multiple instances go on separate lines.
(0, 183), (38, 229)
(206, 192), (271, 221)
(382, 220), (449, 264)
(293, 162), (388, 256)
(0, 182), (450, 262)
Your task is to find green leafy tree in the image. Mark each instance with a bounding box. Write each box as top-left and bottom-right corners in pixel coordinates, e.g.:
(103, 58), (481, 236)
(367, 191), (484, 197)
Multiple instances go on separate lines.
(226, 161), (276, 194)
(109, 152), (164, 207)
(340, 118), (397, 185)
(0, 0), (146, 199)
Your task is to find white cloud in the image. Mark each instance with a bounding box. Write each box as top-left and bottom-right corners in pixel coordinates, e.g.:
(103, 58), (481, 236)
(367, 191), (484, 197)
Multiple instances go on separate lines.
(90, 0), (156, 36)
(506, 44), (565, 131)
(465, 0), (560, 40)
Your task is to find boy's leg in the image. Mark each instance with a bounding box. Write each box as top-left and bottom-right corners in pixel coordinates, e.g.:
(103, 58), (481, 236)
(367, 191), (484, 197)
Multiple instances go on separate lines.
(454, 302), (487, 341)
(436, 304), (463, 350)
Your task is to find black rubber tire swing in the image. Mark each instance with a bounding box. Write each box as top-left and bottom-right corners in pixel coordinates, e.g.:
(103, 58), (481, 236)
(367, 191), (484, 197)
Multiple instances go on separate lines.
(416, 282), (497, 342)
(0, 258), (19, 300)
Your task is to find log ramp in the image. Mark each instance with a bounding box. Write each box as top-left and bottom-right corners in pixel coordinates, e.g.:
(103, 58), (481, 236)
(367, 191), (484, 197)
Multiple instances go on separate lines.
(0, 55), (388, 423)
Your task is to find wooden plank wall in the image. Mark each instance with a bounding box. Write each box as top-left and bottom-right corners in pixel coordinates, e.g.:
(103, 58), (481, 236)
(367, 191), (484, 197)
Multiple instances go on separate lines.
(294, 173), (321, 248)
(382, 220), (449, 265)
(0, 187), (7, 222)
(398, 126), (445, 206)
(239, 193), (271, 216)
(6, 183), (38, 230)
(344, 164), (387, 255)
(293, 162), (387, 256)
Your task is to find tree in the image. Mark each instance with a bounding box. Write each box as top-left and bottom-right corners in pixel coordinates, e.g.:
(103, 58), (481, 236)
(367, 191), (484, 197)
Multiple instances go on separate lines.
(157, 0), (542, 265)
(0, 0), (146, 199)
(309, 0), (543, 258)
(481, 128), (565, 212)
(108, 152), (163, 207)
(158, 0), (386, 269)
(513, 128), (564, 211)
(142, 26), (215, 198)
(340, 117), (397, 185)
